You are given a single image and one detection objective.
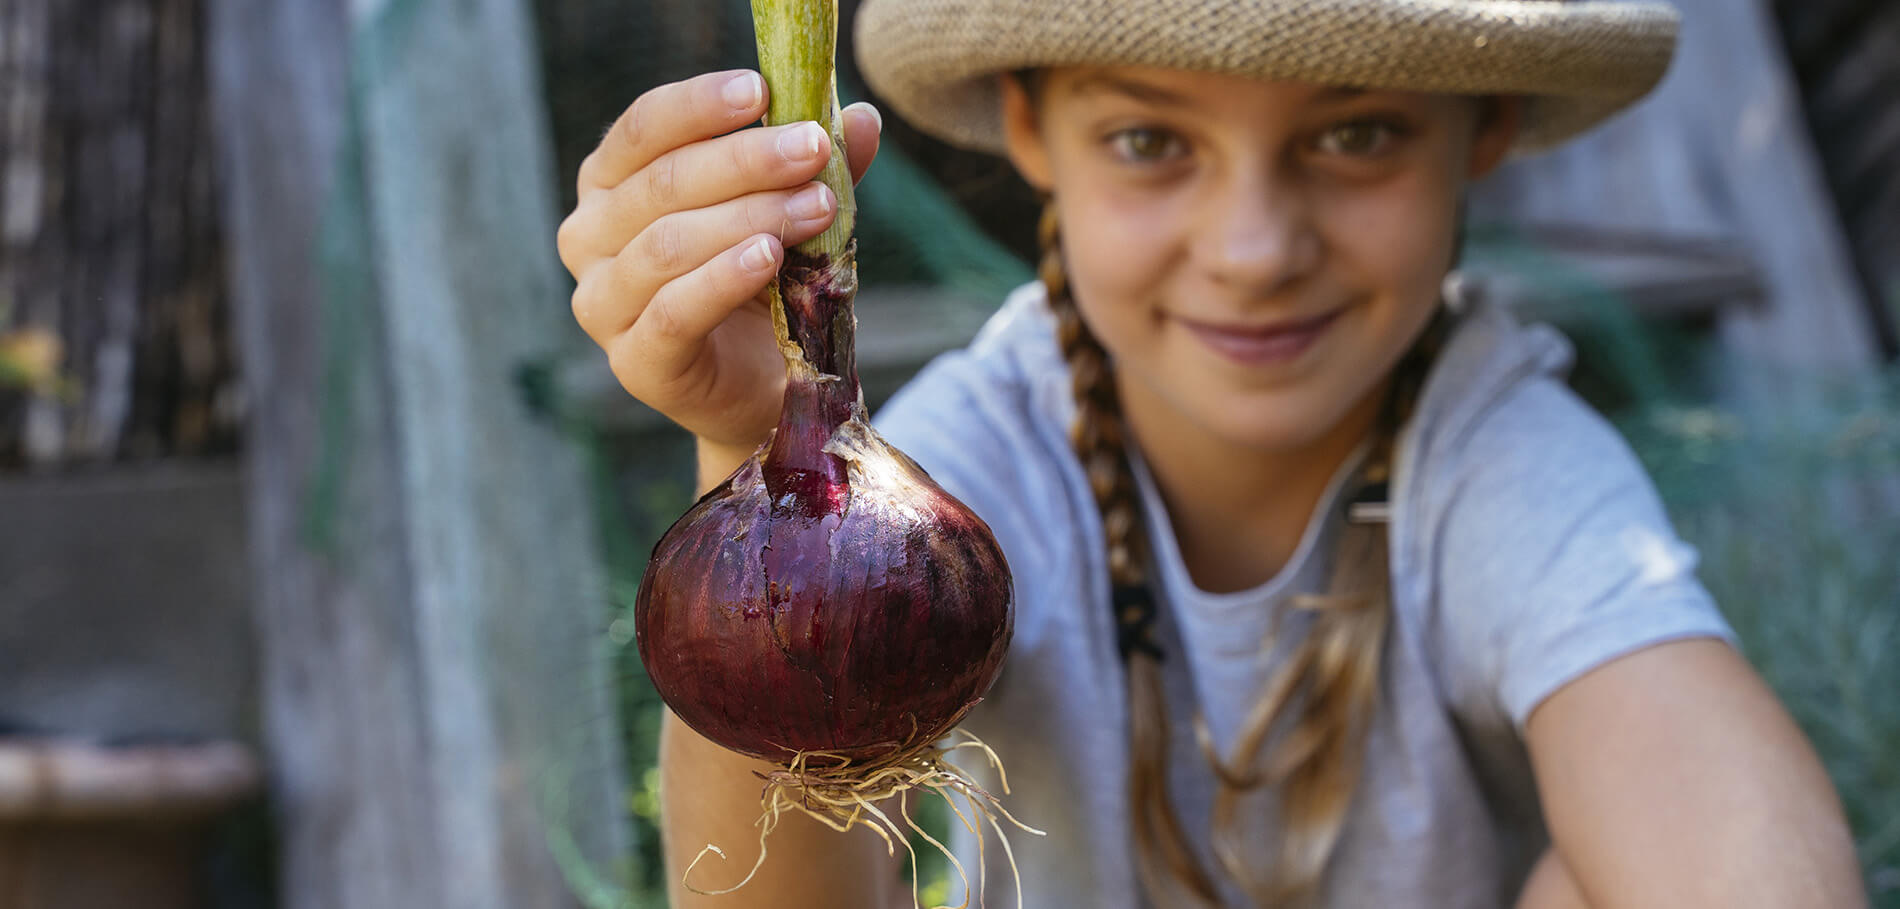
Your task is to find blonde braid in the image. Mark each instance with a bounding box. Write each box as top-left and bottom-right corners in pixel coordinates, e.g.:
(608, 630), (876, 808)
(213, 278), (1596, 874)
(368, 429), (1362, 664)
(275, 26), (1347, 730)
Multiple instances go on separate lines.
(1040, 199), (1454, 908)
(1041, 203), (1223, 907)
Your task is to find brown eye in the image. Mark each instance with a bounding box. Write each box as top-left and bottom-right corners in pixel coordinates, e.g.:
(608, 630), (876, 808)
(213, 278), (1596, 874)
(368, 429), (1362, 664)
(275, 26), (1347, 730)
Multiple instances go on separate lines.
(1317, 120), (1401, 157)
(1108, 127), (1184, 163)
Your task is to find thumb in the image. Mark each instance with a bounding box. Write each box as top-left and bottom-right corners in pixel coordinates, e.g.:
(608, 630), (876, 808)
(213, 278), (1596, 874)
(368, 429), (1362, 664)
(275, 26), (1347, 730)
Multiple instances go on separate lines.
(841, 102), (883, 186)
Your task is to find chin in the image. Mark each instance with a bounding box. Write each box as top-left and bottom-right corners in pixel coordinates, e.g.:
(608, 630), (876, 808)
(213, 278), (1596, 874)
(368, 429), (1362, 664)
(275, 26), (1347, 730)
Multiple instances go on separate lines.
(1199, 392), (1356, 454)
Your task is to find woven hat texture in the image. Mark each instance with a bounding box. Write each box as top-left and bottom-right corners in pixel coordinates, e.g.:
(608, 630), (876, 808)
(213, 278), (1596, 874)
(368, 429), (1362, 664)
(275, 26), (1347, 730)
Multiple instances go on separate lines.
(855, 0), (1680, 156)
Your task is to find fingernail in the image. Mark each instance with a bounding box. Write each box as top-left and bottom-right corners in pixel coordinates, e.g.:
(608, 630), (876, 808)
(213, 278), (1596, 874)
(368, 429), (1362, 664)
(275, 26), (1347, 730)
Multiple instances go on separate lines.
(741, 237), (776, 273)
(788, 183), (832, 221)
(776, 122), (828, 162)
(851, 102), (883, 133)
(723, 72), (763, 111)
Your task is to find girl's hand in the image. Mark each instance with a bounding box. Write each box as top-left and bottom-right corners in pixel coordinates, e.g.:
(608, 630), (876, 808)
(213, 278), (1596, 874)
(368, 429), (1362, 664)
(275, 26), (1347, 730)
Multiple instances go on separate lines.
(557, 69), (881, 456)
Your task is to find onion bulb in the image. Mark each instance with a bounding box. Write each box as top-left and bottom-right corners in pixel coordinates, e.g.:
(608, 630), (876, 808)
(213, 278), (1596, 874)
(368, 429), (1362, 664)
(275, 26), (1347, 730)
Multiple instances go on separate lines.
(634, 249), (1014, 762)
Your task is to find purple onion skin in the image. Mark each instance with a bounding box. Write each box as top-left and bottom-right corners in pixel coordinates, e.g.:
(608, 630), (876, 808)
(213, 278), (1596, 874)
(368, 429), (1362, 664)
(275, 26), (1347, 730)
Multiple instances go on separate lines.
(635, 247), (1013, 765)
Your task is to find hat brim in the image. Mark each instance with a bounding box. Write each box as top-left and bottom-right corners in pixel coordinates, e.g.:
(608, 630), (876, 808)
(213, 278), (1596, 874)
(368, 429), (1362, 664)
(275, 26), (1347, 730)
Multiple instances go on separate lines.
(856, 0), (1680, 157)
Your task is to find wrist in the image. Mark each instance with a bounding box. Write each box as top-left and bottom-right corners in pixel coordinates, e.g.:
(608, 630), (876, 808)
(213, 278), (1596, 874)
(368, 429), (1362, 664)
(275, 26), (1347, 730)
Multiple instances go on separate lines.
(694, 436), (764, 494)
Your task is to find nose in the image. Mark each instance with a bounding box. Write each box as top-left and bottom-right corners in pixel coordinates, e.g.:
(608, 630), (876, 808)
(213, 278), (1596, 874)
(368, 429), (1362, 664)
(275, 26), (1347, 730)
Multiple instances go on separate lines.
(1191, 170), (1321, 295)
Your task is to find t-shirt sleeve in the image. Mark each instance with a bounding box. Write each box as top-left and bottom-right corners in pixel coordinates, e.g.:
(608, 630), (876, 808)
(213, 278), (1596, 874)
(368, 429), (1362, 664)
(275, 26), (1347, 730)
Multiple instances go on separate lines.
(873, 352), (1010, 511)
(1428, 378), (1739, 731)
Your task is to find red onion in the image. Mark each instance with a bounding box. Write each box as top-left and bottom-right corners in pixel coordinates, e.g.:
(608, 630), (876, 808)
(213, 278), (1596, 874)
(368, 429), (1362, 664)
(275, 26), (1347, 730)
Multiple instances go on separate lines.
(635, 245), (1014, 763)
(634, 2), (1013, 772)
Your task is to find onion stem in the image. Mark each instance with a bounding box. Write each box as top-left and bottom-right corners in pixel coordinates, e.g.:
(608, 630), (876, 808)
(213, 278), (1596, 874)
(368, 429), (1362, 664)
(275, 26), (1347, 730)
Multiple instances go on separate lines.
(751, 0), (856, 256)
(752, 0), (863, 472)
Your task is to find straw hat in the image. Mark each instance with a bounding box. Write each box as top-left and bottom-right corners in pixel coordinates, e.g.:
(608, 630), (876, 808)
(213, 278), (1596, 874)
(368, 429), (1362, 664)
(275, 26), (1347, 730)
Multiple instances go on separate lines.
(855, 0), (1680, 156)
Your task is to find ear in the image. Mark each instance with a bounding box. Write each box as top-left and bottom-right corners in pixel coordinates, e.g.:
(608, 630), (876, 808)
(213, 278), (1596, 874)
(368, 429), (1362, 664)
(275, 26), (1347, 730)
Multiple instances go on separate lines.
(999, 73), (1055, 192)
(1466, 95), (1523, 180)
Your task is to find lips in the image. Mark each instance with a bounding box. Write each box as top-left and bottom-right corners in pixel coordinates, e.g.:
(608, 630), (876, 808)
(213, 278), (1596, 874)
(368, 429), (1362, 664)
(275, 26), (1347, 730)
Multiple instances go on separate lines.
(1175, 309), (1342, 366)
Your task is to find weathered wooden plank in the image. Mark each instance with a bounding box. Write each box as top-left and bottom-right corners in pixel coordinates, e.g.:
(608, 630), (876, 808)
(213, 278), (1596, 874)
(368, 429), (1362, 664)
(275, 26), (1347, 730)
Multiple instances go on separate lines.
(0, 738), (258, 909)
(347, 0), (635, 905)
(204, 4), (439, 905)
(206, 0), (631, 904)
(0, 0), (237, 467)
(0, 464), (253, 744)
(1463, 223), (1768, 325)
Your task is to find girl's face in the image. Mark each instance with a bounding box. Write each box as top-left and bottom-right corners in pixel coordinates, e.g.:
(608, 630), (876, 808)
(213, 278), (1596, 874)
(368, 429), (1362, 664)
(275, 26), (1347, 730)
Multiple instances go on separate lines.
(1001, 67), (1519, 455)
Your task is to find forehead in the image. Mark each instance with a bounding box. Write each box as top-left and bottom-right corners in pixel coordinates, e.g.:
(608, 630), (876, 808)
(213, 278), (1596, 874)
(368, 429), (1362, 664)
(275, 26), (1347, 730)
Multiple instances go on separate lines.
(1042, 65), (1443, 114)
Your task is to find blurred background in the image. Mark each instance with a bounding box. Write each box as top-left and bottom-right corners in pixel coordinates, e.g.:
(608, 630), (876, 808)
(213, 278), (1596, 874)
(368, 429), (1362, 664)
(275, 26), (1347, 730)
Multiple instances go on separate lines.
(0, 0), (1894, 906)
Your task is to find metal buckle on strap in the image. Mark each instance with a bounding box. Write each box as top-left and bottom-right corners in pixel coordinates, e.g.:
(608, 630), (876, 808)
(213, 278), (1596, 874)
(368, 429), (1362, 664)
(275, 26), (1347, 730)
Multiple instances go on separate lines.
(1347, 479), (1391, 524)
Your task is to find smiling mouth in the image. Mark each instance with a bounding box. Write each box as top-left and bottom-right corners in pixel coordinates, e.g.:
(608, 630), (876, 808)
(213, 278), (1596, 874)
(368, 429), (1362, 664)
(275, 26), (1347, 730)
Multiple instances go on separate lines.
(1174, 309), (1343, 366)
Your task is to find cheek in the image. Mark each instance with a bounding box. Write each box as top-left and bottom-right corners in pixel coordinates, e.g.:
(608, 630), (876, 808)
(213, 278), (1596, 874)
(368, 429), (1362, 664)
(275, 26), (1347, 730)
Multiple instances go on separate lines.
(1317, 174), (1460, 342)
(1052, 188), (1183, 336)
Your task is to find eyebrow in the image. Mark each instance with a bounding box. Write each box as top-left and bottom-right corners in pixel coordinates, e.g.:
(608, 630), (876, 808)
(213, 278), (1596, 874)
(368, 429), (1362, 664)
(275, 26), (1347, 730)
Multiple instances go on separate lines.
(1067, 74), (1197, 108)
(1312, 86), (1371, 102)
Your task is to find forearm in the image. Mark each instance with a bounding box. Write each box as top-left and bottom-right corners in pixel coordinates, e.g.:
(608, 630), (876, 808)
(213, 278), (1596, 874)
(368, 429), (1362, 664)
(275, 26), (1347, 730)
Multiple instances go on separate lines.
(695, 437), (761, 495)
(1528, 640), (1867, 908)
(1554, 799), (1863, 909)
(659, 709), (903, 908)
(1522, 822), (1862, 909)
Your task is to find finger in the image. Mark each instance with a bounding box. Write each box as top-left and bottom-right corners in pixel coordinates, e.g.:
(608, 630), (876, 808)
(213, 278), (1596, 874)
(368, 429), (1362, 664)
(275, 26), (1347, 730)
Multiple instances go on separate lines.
(570, 183), (837, 344)
(577, 69), (769, 194)
(841, 102), (882, 186)
(613, 234), (784, 382)
(563, 120), (834, 266)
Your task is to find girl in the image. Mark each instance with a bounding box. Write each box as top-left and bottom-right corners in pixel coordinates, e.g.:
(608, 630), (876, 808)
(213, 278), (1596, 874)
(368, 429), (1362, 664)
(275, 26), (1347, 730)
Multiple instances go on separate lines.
(555, 0), (1866, 905)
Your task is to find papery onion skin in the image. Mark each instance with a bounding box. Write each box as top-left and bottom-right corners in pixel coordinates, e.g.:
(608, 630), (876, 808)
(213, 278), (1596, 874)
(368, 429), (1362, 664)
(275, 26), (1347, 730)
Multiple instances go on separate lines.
(635, 412), (1012, 764)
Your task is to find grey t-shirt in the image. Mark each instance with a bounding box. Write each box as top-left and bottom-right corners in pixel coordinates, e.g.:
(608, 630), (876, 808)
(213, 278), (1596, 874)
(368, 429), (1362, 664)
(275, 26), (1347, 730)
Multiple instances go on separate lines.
(872, 282), (1737, 908)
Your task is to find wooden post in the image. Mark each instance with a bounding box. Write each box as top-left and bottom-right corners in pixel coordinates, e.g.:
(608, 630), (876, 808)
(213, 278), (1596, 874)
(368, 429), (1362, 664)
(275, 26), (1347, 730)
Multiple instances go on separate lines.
(206, 0), (631, 905)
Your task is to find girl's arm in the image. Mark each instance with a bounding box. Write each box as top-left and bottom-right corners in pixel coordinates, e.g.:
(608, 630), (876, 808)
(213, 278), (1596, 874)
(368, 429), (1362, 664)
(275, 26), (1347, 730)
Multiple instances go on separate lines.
(659, 708), (907, 908)
(1521, 638), (1866, 908)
